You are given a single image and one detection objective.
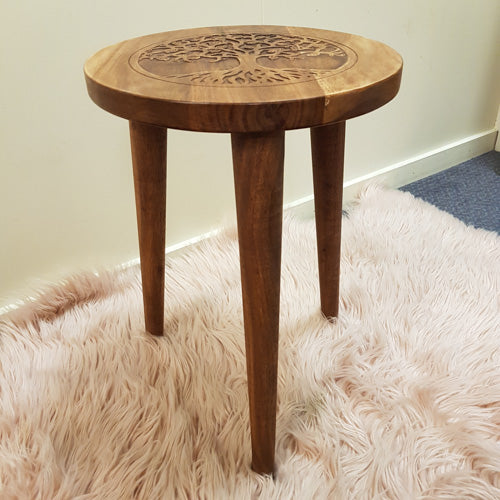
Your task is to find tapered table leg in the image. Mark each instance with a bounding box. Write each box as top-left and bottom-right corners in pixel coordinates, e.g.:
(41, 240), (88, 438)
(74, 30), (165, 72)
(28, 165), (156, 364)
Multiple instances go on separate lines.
(129, 121), (167, 336)
(231, 131), (285, 475)
(310, 121), (346, 319)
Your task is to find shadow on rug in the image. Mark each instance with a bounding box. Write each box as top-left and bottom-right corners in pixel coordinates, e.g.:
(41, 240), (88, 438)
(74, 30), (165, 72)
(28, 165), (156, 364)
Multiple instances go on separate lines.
(1, 185), (499, 499)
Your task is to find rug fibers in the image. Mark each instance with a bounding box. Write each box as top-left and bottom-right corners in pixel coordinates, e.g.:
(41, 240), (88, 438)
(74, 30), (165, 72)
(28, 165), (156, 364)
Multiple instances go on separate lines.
(1, 185), (499, 499)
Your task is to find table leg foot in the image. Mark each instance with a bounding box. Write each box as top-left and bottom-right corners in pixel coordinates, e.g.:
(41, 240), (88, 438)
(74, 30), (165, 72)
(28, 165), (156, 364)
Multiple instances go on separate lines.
(310, 122), (345, 320)
(129, 121), (167, 336)
(231, 130), (285, 474)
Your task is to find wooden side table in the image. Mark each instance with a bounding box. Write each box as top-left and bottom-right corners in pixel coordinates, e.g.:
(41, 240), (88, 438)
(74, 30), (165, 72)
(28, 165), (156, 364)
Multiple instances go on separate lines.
(84, 25), (402, 475)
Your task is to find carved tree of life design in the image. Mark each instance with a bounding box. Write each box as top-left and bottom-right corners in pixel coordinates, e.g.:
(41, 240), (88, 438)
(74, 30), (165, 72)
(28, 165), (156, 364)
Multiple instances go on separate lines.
(133, 33), (355, 86)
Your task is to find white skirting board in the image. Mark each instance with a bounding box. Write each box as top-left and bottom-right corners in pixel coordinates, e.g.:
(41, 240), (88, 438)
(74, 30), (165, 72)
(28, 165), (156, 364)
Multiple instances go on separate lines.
(145, 128), (498, 255)
(288, 128), (498, 218)
(495, 106), (500, 151)
(0, 129), (497, 316)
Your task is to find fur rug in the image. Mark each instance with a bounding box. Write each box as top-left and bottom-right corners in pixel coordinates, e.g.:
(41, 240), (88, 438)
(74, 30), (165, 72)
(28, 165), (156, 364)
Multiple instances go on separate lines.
(1, 185), (499, 499)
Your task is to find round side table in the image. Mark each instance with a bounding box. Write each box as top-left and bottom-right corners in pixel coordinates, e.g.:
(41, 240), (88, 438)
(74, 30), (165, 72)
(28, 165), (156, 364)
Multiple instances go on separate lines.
(84, 25), (402, 475)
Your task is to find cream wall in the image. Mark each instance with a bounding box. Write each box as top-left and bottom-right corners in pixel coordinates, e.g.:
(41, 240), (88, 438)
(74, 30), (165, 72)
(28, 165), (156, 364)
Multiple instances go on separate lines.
(1, 0), (499, 308)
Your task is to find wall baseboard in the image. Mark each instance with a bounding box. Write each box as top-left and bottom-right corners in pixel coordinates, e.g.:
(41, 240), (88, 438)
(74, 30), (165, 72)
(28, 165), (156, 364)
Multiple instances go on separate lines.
(495, 107), (500, 151)
(287, 128), (497, 219)
(0, 129), (496, 316)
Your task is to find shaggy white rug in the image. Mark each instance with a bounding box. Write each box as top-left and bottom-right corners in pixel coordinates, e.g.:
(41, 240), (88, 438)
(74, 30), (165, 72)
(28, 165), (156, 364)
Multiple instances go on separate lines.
(1, 185), (499, 499)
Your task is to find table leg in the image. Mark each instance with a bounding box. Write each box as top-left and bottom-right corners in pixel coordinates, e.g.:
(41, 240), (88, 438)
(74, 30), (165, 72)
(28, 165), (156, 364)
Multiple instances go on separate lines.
(231, 131), (285, 475)
(310, 121), (346, 319)
(129, 121), (167, 336)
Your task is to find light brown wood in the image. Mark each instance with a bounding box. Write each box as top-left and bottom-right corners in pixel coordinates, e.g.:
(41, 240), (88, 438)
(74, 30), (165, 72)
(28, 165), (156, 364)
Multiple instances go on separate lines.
(85, 25), (403, 476)
(130, 121), (167, 336)
(85, 25), (402, 133)
(231, 130), (285, 475)
(311, 122), (345, 319)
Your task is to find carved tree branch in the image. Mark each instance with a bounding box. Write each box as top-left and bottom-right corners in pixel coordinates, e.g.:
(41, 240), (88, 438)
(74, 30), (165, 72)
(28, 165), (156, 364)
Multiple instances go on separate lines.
(137, 33), (349, 86)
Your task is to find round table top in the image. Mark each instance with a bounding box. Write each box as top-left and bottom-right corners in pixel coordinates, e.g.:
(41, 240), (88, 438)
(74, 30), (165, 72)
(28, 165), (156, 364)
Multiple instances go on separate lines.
(84, 25), (402, 133)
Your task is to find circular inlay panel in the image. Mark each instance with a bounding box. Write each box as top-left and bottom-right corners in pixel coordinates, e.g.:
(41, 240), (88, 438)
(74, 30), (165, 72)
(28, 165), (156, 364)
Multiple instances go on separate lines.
(129, 33), (357, 87)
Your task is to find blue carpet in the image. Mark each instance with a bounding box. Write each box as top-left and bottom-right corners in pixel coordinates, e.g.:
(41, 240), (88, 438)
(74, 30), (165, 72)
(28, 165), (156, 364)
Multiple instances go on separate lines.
(401, 151), (500, 233)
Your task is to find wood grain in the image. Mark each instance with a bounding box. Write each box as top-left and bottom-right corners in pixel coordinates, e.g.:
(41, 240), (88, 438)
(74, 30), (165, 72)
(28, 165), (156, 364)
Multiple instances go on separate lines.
(130, 121), (167, 336)
(231, 130), (285, 474)
(84, 25), (402, 133)
(311, 122), (345, 319)
(85, 25), (403, 475)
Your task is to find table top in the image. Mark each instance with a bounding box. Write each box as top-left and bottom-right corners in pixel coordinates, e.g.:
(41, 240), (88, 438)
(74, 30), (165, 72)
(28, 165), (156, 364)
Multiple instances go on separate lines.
(84, 25), (402, 133)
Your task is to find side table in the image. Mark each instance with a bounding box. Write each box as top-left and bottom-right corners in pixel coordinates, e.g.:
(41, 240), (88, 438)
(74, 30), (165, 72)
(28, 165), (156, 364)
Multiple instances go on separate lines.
(84, 25), (402, 475)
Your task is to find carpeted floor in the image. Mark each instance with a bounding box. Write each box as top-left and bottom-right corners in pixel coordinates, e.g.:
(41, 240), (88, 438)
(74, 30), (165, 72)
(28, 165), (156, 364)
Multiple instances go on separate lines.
(1, 185), (499, 499)
(401, 150), (500, 233)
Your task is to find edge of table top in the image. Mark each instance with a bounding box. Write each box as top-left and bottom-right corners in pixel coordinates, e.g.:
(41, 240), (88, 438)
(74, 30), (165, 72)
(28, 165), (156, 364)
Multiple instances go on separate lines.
(84, 25), (403, 132)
